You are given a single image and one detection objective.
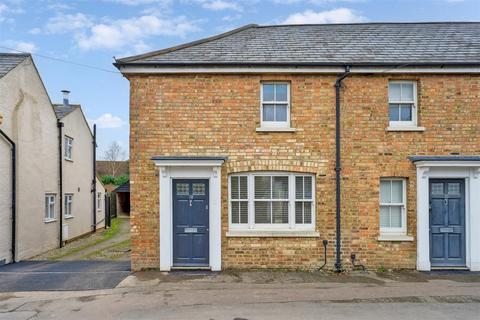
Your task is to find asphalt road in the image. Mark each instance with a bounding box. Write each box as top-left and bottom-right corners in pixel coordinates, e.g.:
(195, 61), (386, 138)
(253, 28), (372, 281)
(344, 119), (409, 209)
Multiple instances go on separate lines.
(0, 260), (130, 292)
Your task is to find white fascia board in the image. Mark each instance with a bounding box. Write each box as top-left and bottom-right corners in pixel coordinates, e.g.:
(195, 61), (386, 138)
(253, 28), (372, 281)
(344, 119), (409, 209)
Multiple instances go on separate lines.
(414, 161), (480, 168)
(152, 159), (226, 167)
(118, 65), (480, 75)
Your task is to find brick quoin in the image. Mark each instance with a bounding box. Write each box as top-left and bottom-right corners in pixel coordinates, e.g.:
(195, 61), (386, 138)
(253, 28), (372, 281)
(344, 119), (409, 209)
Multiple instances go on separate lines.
(127, 73), (480, 271)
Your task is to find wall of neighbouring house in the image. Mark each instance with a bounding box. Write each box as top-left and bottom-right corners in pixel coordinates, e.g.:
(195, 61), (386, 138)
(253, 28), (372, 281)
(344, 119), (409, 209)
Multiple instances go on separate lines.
(0, 57), (59, 262)
(127, 73), (480, 271)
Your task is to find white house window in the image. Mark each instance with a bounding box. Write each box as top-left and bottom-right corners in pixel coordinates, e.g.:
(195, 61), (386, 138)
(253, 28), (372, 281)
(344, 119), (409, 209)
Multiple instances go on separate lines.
(45, 194), (56, 221)
(260, 83), (290, 128)
(388, 81), (417, 127)
(380, 178), (407, 234)
(64, 136), (73, 160)
(97, 192), (102, 211)
(65, 194), (73, 218)
(229, 172), (315, 231)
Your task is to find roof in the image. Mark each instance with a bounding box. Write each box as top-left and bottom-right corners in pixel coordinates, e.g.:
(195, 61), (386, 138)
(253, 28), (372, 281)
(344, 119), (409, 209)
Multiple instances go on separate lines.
(53, 104), (80, 119)
(115, 22), (480, 67)
(409, 155), (480, 162)
(0, 53), (30, 78)
(114, 181), (130, 193)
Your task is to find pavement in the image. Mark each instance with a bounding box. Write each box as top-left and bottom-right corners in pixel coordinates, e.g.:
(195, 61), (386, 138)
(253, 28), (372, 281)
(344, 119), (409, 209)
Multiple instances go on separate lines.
(0, 260), (130, 292)
(0, 270), (479, 319)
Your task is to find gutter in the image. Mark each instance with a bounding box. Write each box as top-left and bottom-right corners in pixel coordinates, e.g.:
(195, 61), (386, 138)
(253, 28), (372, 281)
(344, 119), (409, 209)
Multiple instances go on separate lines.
(92, 124), (97, 232)
(334, 66), (351, 272)
(57, 120), (64, 247)
(0, 128), (16, 263)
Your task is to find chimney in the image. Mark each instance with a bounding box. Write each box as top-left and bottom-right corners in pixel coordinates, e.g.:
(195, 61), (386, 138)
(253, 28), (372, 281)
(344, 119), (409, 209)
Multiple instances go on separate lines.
(61, 90), (70, 106)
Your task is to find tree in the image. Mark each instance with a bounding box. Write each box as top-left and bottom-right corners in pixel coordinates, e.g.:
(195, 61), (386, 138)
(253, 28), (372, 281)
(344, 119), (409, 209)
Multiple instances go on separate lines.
(103, 141), (125, 177)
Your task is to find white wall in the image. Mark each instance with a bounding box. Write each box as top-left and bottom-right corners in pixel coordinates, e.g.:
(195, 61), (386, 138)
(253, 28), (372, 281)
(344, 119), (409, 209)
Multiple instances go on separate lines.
(0, 57), (59, 262)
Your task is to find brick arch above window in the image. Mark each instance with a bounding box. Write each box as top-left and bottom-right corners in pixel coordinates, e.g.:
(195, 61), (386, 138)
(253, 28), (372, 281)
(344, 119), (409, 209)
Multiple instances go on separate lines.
(224, 159), (328, 176)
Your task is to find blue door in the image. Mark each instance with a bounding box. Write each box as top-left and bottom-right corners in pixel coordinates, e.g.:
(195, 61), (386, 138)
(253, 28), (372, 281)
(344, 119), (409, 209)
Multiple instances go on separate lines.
(173, 179), (209, 267)
(429, 179), (466, 267)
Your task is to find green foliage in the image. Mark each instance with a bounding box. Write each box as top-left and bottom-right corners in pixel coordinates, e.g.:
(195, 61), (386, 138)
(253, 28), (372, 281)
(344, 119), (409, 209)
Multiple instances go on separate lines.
(100, 174), (129, 186)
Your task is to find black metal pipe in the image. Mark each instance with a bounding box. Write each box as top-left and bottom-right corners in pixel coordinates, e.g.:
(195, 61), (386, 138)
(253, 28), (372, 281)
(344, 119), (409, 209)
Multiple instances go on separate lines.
(318, 240), (329, 271)
(92, 124), (97, 232)
(57, 121), (64, 248)
(0, 128), (16, 263)
(334, 66), (351, 272)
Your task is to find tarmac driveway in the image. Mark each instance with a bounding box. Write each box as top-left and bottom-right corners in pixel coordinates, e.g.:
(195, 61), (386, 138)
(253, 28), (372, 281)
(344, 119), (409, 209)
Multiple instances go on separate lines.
(0, 260), (130, 292)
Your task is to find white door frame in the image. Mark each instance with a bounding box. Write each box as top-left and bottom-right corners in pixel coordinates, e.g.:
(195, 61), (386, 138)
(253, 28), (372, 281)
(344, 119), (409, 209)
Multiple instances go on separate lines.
(152, 158), (225, 271)
(414, 161), (480, 271)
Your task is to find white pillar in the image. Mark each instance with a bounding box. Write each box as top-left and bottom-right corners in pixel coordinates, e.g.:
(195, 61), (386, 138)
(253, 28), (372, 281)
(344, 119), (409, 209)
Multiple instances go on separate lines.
(416, 166), (431, 271)
(469, 169), (480, 271)
(159, 166), (172, 271)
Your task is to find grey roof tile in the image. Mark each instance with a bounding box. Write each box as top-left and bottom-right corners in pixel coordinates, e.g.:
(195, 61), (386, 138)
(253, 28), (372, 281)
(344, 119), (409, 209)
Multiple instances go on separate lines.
(116, 23), (480, 66)
(0, 53), (29, 78)
(53, 104), (80, 119)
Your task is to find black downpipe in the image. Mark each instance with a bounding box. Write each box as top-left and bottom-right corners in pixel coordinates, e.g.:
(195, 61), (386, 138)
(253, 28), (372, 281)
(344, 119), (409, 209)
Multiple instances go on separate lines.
(92, 124), (97, 232)
(0, 129), (16, 263)
(334, 66), (351, 272)
(57, 121), (64, 248)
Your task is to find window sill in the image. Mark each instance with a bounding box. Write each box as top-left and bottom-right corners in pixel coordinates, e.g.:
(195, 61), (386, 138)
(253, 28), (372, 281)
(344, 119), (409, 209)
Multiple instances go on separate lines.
(44, 218), (57, 224)
(256, 127), (296, 133)
(64, 215), (74, 220)
(377, 234), (414, 242)
(226, 230), (319, 238)
(65, 158), (73, 162)
(386, 126), (425, 132)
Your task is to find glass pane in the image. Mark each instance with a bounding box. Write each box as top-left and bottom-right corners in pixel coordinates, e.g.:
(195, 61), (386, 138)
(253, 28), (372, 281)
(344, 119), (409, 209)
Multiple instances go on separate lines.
(230, 177), (238, 199)
(380, 180), (391, 203)
(304, 202), (312, 224)
(262, 84), (274, 101)
(380, 206), (390, 228)
(272, 202), (288, 223)
(272, 176), (288, 199)
(231, 202), (239, 224)
(295, 177), (303, 199)
(255, 201), (270, 223)
(400, 105), (412, 121)
(389, 104), (399, 121)
(295, 202), (303, 223)
(255, 176), (271, 199)
(304, 176), (312, 199)
(390, 206), (402, 228)
(263, 104), (275, 121)
(275, 105), (287, 122)
(391, 180), (403, 203)
(431, 183), (444, 195)
(240, 201), (248, 223)
(401, 83), (414, 101)
(389, 83), (401, 101)
(239, 176), (248, 199)
(192, 183), (205, 195)
(176, 183), (189, 196)
(275, 84), (288, 101)
(448, 183), (460, 194)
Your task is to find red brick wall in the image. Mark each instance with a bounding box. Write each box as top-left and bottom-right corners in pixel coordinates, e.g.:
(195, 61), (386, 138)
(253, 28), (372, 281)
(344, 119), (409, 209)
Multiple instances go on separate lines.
(128, 73), (480, 271)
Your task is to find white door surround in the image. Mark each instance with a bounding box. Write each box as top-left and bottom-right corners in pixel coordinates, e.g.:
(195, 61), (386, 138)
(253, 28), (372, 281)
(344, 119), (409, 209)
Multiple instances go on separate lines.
(152, 156), (227, 271)
(412, 157), (480, 271)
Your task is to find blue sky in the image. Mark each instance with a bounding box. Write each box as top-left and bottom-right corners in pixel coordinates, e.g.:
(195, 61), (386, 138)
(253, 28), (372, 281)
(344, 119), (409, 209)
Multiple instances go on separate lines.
(1, 0), (479, 159)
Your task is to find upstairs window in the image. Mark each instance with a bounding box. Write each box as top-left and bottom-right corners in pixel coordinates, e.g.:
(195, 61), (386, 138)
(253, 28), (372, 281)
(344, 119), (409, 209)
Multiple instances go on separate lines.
(388, 81), (417, 127)
(260, 83), (290, 128)
(64, 136), (73, 161)
(45, 194), (56, 220)
(229, 172), (315, 231)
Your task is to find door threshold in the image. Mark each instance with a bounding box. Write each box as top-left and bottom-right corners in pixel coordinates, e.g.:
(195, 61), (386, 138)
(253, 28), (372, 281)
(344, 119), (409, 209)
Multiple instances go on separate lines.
(430, 266), (469, 271)
(171, 266), (211, 270)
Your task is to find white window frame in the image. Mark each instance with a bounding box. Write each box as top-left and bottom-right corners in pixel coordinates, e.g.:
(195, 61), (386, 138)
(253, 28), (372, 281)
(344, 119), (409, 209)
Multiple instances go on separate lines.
(388, 81), (417, 128)
(260, 82), (291, 129)
(380, 178), (407, 235)
(65, 194), (73, 218)
(97, 192), (102, 211)
(228, 172), (315, 232)
(45, 194), (56, 221)
(64, 136), (73, 161)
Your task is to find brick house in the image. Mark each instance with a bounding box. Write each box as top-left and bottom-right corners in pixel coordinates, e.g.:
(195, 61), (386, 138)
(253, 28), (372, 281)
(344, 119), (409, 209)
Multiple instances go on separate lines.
(115, 23), (480, 272)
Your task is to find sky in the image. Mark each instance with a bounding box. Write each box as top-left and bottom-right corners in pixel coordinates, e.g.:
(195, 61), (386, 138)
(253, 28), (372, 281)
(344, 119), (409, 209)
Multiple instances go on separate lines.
(1, 0), (479, 159)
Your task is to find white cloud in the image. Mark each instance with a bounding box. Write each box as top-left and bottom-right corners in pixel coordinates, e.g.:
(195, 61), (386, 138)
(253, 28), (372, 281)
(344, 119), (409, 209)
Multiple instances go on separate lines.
(190, 0), (243, 11)
(76, 15), (200, 51)
(89, 113), (125, 129)
(43, 13), (94, 34)
(105, 0), (172, 5)
(282, 8), (367, 24)
(1, 40), (38, 53)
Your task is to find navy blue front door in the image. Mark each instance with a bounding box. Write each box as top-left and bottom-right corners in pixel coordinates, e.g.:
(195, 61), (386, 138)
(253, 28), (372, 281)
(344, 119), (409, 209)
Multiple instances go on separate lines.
(173, 179), (209, 267)
(429, 179), (466, 267)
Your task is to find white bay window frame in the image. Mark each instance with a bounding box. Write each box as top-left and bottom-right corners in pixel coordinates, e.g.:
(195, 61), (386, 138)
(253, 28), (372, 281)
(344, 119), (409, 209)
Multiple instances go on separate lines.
(260, 82), (291, 129)
(228, 172), (315, 232)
